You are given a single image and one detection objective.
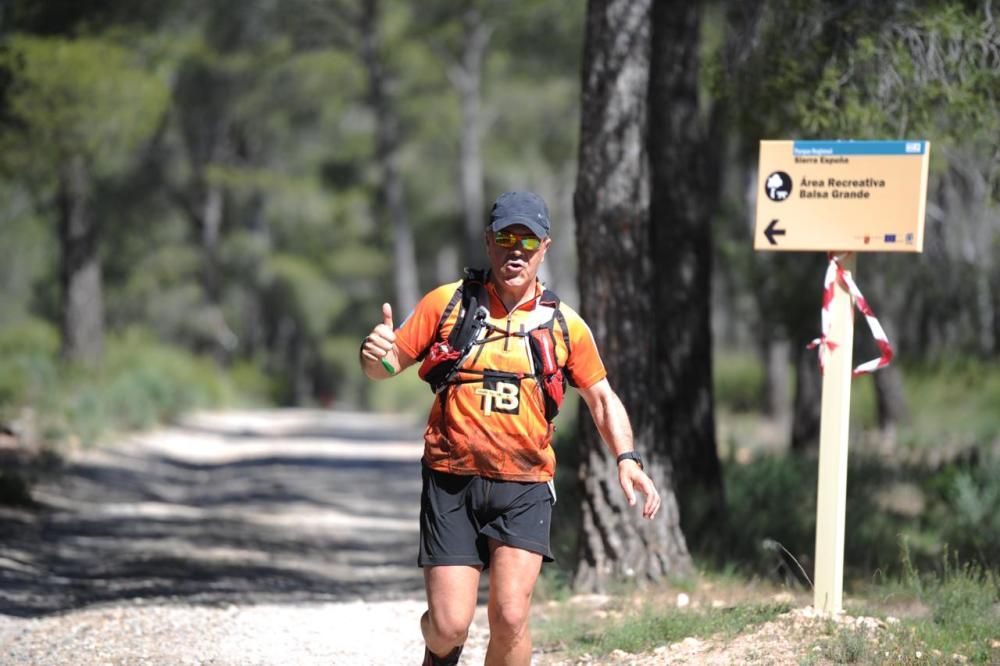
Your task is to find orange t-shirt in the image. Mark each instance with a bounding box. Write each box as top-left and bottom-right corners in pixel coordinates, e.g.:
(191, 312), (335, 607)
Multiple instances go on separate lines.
(395, 278), (607, 482)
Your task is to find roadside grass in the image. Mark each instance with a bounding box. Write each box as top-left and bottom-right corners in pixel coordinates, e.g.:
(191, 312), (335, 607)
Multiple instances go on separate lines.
(811, 554), (1000, 665)
(534, 595), (793, 659)
(534, 552), (998, 664)
(798, 540), (999, 665)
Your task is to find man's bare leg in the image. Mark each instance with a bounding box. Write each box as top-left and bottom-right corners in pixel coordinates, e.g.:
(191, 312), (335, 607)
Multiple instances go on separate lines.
(485, 540), (543, 666)
(422, 564), (482, 658)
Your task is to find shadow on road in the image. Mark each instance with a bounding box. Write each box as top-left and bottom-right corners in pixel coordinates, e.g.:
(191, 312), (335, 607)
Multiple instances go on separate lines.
(0, 410), (427, 618)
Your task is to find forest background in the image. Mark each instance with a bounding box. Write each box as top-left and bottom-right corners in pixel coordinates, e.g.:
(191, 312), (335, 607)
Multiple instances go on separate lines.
(0, 0), (998, 603)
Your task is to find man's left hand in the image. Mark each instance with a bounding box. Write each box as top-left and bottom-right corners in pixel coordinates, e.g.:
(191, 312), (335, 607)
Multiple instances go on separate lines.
(618, 461), (661, 520)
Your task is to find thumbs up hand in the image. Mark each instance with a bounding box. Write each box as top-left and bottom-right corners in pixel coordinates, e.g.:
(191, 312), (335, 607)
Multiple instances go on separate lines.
(361, 302), (398, 376)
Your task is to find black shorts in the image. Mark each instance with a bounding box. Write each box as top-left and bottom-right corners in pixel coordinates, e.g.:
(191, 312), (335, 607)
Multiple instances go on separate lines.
(418, 466), (555, 568)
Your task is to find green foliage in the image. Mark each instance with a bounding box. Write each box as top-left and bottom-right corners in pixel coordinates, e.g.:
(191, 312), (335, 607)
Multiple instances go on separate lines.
(0, 184), (53, 324)
(261, 254), (348, 340)
(720, 1), (1000, 144)
(0, 319), (60, 412)
(897, 360), (1000, 451)
(52, 329), (235, 444)
(0, 0), (590, 411)
(0, 319), (60, 358)
(796, 5), (1000, 142)
(534, 565), (573, 604)
(700, 446), (1000, 589)
(365, 366), (434, 416)
(0, 326), (259, 447)
(320, 336), (368, 408)
(226, 360), (274, 406)
(704, 454), (816, 571)
(0, 34), (169, 178)
(920, 454), (1000, 566)
(713, 352), (766, 412)
(938, 466), (1000, 563)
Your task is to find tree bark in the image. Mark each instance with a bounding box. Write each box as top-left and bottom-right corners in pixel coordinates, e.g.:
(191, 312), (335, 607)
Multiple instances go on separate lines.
(58, 154), (104, 366)
(790, 344), (822, 453)
(361, 0), (420, 316)
(648, 0), (724, 537)
(174, 57), (233, 310)
(863, 260), (910, 442)
(573, 0), (690, 592)
(453, 6), (490, 269)
(763, 338), (791, 421)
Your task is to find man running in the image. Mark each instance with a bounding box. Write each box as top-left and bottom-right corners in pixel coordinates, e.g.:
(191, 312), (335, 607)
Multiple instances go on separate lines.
(360, 190), (660, 666)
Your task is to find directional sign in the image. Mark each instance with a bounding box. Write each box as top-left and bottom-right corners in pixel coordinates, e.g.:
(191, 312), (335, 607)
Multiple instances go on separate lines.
(754, 140), (930, 252)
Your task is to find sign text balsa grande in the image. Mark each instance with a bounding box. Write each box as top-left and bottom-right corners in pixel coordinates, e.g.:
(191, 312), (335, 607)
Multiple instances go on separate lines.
(754, 140), (930, 252)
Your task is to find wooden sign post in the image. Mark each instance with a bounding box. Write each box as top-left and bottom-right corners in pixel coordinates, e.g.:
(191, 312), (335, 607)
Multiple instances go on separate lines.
(812, 252), (855, 614)
(753, 140), (930, 615)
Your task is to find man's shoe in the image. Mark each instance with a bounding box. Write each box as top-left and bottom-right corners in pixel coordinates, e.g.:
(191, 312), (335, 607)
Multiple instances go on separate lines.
(422, 644), (463, 666)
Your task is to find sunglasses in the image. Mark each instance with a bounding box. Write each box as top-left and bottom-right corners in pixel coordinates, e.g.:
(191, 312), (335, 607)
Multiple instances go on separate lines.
(493, 231), (543, 251)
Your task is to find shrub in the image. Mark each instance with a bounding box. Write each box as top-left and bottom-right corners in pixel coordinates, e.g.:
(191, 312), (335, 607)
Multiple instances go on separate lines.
(2, 326), (249, 448)
(714, 352), (766, 413)
(704, 454), (817, 571)
(932, 457), (1000, 565)
(0, 318), (60, 410)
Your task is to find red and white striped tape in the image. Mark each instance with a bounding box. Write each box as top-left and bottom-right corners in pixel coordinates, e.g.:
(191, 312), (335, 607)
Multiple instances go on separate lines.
(807, 253), (893, 376)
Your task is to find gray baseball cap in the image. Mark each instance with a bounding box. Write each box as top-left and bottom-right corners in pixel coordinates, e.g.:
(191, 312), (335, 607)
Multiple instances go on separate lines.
(487, 191), (550, 238)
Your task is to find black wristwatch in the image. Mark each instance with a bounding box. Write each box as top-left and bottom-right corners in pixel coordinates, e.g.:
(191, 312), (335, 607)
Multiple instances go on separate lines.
(616, 451), (643, 470)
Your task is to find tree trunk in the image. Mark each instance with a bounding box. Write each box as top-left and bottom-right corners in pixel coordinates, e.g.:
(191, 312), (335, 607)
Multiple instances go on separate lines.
(648, 0), (724, 538)
(453, 6), (490, 269)
(862, 257), (910, 446)
(790, 344), (822, 453)
(58, 155), (104, 366)
(763, 338), (791, 421)
(873, 366), (908, 440)
(200, 182), (225, 305)
(362, 0), (420, 316)
(572, 0), (690, 592)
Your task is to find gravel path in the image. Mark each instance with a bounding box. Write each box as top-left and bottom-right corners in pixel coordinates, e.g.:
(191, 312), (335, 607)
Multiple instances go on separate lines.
(3, 409), (958, 665)
(0, 409), (493, 665)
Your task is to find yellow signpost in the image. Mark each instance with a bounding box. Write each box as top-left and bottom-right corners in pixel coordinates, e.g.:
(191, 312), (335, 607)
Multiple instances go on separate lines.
(753, 140), (930, 615)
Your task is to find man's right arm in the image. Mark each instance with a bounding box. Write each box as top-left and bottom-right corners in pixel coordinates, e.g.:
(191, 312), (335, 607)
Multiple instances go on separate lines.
(360, 302), (417, 380)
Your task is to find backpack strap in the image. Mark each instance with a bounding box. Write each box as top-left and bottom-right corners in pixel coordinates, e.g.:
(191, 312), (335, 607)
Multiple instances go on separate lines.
(539, 288), (570, 349)
(418, 268), (490, 392)
(416, 268), (487, 361)
(527, 287), (572, 421)
(447, 268), (489, 351)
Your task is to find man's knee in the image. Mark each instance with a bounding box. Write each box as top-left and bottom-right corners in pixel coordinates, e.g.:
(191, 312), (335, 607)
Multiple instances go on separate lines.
(488, 598), (531, 638)
(424, 608), (473, 645)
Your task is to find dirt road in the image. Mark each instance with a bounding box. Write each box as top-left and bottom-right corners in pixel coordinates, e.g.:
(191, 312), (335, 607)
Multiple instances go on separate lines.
(0, 409), (494, 664)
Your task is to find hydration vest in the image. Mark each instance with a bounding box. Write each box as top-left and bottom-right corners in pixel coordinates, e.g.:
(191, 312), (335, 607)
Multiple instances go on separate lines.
(417, 268), (570, 422)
